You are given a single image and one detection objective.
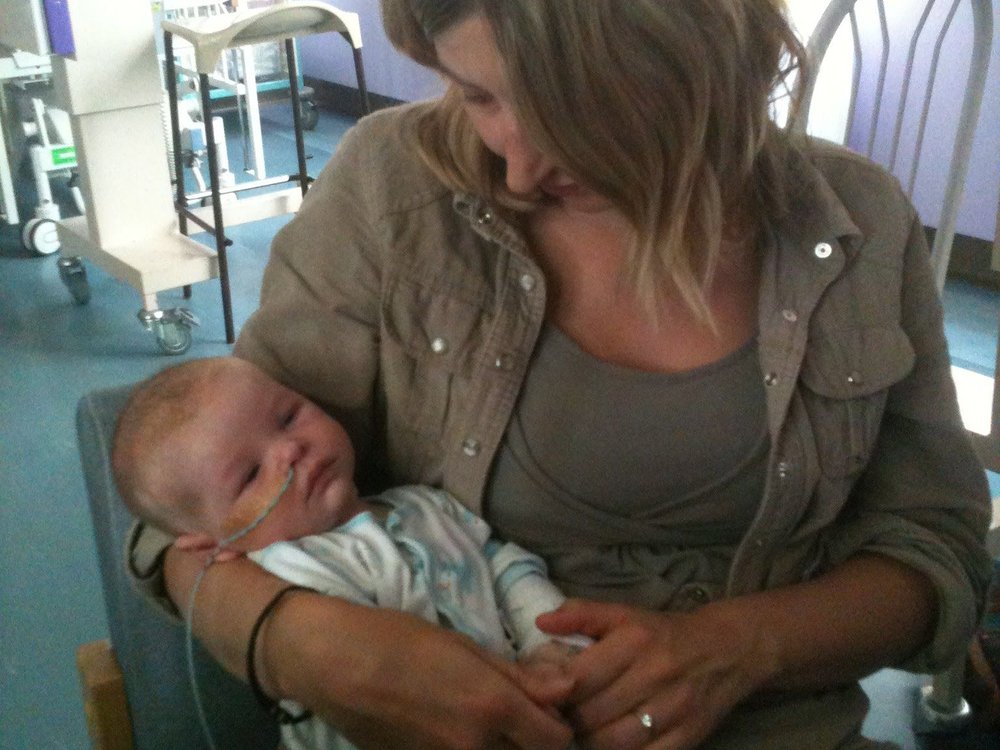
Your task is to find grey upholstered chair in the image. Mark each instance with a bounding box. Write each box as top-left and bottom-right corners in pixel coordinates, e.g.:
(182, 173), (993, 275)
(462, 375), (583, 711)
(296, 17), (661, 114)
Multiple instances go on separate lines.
(75, 384), (279, 750)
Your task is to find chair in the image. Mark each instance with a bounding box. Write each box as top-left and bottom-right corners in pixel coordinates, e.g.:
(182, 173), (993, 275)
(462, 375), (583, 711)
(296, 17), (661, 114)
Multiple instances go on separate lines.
(791, 0), (993, 293)
(75, 384), (280, 750)
(792, 0), (996, 733)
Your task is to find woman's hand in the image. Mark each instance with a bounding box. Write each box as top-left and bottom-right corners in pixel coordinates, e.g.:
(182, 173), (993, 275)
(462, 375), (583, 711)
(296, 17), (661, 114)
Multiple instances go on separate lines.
(537, 599), (777, 750)
(538, 554), (938, 750)
(165, 545), (574, 750)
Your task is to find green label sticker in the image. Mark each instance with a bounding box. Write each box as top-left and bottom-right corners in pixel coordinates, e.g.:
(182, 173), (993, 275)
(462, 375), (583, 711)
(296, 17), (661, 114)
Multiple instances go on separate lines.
(51, 146), (76, 166)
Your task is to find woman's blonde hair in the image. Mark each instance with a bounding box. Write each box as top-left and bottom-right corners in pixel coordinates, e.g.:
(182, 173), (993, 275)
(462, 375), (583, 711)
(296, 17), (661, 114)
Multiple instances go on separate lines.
(381, 0), (807, 324)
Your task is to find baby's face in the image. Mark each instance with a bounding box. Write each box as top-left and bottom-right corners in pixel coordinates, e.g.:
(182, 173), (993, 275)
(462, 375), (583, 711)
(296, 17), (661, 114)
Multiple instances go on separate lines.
(166, 361), (364, 550)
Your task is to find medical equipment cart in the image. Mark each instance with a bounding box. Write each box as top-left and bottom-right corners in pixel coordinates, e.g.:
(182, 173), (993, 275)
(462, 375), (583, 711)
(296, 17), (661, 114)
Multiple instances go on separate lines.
(52, 0), (367, 354)
(158, 1), (323, 183)
(0, 48), (82, 255)
(161, 0), (370, 345)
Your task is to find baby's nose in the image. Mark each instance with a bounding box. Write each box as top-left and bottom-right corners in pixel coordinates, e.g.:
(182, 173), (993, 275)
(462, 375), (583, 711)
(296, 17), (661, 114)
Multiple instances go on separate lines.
(271, 439), (305, 470)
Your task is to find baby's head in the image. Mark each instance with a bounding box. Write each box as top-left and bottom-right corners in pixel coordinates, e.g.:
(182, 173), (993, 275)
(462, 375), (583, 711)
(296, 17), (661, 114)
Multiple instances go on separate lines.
(112, 357), (366, 555)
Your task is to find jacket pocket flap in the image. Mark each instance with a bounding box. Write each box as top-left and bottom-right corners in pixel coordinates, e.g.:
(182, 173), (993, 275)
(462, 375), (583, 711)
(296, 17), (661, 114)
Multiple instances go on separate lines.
(800, 325), (915, 399)
(381, 276), (489, 375)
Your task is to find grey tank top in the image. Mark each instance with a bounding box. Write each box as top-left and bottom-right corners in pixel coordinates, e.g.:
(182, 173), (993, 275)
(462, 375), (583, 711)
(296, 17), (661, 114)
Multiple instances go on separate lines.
(483, 323), (769, 610)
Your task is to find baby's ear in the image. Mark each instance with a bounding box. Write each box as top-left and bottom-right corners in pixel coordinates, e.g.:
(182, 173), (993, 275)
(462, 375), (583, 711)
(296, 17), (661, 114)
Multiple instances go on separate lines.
(173, 533), (218, 553)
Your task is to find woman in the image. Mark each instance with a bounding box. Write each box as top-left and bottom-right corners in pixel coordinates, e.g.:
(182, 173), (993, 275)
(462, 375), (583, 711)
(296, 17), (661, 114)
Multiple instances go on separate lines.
(135, 1), (992, 748)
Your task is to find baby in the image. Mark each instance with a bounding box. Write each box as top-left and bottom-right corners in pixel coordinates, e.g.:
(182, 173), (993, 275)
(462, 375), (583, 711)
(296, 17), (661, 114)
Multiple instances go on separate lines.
(111, 356), (585, 750)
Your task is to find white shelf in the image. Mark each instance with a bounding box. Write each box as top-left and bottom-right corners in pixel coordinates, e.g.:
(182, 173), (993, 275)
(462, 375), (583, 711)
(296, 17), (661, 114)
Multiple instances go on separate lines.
(161, 0), (362, 75)
(57, 215), (218, 296)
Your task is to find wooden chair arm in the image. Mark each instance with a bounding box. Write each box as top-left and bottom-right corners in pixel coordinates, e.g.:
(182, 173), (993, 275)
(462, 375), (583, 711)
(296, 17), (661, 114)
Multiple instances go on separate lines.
(76, 639), (133, 750)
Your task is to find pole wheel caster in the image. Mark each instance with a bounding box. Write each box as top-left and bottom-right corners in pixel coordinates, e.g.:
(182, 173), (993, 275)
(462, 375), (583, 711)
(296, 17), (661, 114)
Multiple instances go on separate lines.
(57, 257), (91, 305)
(156, 322), (193, 355)
(299, 99), (319, 131)
(23, 217), (60, 256)
(138, 307), (200, 356)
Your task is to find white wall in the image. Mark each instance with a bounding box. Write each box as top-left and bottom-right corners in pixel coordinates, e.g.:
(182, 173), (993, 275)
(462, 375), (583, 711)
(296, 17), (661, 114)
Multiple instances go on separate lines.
(784, 0), (853, 142)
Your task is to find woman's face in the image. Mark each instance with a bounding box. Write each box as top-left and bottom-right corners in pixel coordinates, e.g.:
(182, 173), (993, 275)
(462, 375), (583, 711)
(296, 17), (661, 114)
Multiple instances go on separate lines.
(433, 14), (612, 214)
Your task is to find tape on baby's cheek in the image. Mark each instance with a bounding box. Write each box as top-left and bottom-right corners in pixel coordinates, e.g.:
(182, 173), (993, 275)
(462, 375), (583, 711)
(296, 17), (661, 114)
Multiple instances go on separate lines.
(222, 470), (291, 538)
(184, 468), (292, 750)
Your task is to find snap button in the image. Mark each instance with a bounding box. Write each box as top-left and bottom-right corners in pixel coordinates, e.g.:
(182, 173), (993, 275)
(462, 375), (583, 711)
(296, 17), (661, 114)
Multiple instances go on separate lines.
(846, 371), (864, 386)
(687, 586), (710, 604)
(476, 208), (494, 226)
(430, 337), (449, 354)
(461, 438), (481, 457)
(494, 353), (513, 371)
(782, 309), (798, 323)
(776, 461), (790, 479)
(814, 242), (833, 259)
(763, 372), (779, 387)
(519, 273), (536, 292)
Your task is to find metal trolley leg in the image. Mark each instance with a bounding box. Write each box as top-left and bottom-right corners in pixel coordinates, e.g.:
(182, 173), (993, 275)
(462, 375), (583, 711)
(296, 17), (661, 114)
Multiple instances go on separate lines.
(198, 71), (236, 344)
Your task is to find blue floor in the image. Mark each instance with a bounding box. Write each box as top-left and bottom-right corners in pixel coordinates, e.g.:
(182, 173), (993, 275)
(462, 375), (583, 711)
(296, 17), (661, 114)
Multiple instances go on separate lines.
(944, 277), (1000, 379)
(1, 103), (997, 748)
(0, 103), (352, 750)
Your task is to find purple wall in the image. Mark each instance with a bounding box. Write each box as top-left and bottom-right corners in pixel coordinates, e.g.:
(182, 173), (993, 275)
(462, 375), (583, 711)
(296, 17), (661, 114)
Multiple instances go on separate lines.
(298, 0), (444, 104)
(302, 0), (998, 242)
(844, 0), (998, 241)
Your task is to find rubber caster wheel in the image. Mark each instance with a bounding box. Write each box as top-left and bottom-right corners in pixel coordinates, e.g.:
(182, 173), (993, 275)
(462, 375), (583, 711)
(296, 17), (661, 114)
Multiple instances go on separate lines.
(23, 217), (60, 255)
(156, 322), (193, 355)
(300, 99), (319, 131)
(57, 257), (91, 305)
(138, 307), (200, 356)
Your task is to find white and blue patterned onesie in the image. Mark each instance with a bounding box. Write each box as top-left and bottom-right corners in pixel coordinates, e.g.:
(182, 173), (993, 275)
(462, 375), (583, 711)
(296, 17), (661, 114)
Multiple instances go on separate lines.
(248, 484), (572, 750)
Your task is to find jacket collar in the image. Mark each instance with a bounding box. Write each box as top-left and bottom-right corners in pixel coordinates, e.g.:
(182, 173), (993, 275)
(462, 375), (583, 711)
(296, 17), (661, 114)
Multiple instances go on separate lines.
(774, 142), (864, 258)
(452, 193), (532, 258)
(452, 140), (865, 264)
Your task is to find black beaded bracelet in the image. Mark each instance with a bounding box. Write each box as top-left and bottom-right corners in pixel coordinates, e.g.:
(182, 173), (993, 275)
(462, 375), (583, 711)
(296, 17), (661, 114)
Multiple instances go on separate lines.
(246, 584), (315, 725)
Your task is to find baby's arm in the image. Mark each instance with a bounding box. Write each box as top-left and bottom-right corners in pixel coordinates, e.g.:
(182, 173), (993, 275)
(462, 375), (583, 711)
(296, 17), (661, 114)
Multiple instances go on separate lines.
(487, 542), (593, 658)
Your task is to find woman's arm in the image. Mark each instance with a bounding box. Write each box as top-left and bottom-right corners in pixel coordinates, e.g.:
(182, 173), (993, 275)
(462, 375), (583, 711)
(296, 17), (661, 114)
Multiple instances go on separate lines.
(166, 545), (574, 750)
(719, 552), (936, 690)
(538, 552), (935, 750)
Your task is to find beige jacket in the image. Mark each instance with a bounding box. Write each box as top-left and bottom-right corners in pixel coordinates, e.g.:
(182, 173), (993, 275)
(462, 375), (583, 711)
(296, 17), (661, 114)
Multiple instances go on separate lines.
(133, 103), (991, 748)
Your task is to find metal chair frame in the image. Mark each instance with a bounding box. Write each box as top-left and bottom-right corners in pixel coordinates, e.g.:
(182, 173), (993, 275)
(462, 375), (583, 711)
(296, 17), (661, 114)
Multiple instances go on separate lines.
(792, 0), (993, 294)
(792, 0), (996, 731)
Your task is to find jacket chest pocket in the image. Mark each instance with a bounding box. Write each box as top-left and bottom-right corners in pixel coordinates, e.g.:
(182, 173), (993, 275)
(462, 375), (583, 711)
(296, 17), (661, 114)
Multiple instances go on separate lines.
(379, 276), (493, 472)
(798, 325), (915, 478)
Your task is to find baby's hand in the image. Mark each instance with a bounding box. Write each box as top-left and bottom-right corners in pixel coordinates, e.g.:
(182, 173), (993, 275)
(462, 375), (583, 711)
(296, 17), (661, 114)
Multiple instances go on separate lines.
(516, 639), (589, 719)
(519, 639), (582, 677)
